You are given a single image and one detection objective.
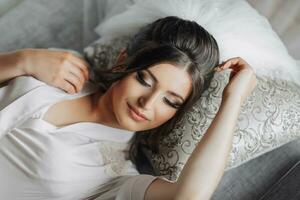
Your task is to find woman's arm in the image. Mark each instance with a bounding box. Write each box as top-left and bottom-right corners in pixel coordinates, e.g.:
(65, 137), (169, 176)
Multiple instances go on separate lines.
(0, 49), (90, 93)
(145, 57), (257, 200)
(0, 50), (26, 84)
(145, 94), (241, 200)
(173, 94), (242, 199)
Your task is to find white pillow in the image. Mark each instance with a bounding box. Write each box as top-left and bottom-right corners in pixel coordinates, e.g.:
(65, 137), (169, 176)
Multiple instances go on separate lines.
(94, 0), (300, 85)
(83, 37), (300, 180)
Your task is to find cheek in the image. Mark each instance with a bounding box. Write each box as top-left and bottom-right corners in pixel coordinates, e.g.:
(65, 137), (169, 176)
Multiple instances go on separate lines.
(111, 80), (128, 111)
(112, 76), (139, 101)
(110, 75), (177, 129)
(110, 76), (140, 117)
(150, 108), (176, 128)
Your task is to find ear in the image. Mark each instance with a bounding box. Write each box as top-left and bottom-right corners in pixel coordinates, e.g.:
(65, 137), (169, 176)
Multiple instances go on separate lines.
(116, 48), (128, 65)
(111, 49), (128, 73)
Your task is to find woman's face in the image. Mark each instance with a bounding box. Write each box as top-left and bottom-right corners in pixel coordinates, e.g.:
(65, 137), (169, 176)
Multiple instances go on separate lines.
(109, 62), (192, 132)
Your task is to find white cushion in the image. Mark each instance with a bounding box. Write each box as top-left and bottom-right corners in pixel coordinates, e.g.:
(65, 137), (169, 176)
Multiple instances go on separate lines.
(94, 0), (300, 85)
(84, 37), (300, 180)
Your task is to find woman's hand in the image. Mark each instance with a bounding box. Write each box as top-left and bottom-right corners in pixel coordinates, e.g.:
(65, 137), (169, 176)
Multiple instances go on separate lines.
(19, 49), (90, 94)
(215, 57), (257, 103)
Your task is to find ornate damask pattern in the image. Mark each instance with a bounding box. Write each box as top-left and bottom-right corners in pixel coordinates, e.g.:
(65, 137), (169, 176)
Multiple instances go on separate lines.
(84, 37), (300, 181)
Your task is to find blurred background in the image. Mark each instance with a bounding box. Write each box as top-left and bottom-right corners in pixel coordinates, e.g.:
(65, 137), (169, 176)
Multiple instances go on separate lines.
(0, 0), (299, 60)
(247, 0), (300, 60)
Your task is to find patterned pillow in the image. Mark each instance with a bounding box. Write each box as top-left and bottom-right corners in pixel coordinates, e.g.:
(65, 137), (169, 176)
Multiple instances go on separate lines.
(84, 37), (300, 181)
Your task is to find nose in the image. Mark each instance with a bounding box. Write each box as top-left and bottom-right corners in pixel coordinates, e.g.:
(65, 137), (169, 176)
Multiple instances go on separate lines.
(138, 90), (161, 110)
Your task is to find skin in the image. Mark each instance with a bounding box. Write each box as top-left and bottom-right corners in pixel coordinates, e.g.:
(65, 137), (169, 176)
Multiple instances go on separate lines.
(29, 50), (193, 131)
(91, 49), (192, 132)
(0, 49), (257, 200)
(101, 62), (192, 132)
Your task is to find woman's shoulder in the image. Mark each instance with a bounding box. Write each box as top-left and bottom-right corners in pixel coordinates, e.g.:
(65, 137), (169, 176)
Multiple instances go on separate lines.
(0, 76), (44, 108)
(3, 75), (97, 99)
(6, 75), (46, 93)
(10, 75), (44, 85)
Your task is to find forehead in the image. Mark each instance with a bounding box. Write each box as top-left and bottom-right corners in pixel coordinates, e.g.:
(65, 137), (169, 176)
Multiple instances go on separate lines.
(147, 63), (192, 99)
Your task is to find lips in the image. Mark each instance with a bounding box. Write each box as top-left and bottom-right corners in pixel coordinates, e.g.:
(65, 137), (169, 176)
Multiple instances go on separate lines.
(127, 103), (149, 121)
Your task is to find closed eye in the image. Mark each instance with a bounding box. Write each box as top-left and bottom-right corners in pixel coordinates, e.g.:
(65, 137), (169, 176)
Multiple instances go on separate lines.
(164, 97), (181, 109)
(136, 71), (151, 87)
(135, 71), (182, 109)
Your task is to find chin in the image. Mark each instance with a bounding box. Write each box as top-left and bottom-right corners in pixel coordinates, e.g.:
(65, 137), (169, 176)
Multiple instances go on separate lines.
(113, 103), (137, 132)
(119, 118), (139, 132)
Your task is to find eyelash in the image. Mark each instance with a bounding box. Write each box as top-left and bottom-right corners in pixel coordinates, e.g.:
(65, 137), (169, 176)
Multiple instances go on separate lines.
(136, 71), (151, 87)
(135, 71), (181, 109)
(164, 98), (181, 109)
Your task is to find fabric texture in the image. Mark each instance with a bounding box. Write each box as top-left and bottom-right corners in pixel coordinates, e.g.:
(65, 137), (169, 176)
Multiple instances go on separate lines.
(0, 76), (159, 200)
(94, 0), (300, 85)
(211, 138), (300, 200)
(247, 0), (300, 60)
(84, 36), (300, 181)
(0, 0), (85, 53)
(258, 160), (300, 200)
(1, 0), (299, 61)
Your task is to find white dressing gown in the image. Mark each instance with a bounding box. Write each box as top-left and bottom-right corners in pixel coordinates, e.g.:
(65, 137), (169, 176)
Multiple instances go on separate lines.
(0, 76), (169, 200)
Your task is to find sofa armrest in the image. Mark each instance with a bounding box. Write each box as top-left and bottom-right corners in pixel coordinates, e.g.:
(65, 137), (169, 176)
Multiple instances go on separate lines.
(258, 160), (300, 200)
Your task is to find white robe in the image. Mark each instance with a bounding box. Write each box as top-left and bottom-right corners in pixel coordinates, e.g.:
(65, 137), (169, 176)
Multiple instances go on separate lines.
(0, 76), (170, 200)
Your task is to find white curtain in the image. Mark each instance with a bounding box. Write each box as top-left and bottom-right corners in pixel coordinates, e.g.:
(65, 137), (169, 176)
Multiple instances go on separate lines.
(247, 0), (300, 60)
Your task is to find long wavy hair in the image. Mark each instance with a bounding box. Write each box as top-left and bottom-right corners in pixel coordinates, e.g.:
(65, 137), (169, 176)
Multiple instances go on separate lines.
(92, 16), (220, 175)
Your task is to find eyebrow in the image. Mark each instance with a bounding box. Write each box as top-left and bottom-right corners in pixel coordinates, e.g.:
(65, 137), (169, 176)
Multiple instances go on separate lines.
(144, 69), (185, 102)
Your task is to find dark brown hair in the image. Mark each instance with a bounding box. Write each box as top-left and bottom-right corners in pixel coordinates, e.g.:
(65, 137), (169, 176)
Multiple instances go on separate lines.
(92, 16), (220, 175)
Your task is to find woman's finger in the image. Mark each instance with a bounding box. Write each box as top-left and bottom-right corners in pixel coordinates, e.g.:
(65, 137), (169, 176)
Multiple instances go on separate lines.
(225, 58), (245, 68)
(215, 57), (249, 72)
(68, 55), (90, 80)
(64, 73), (82, 93)
(222, 58), (239, 70)
(60, 80), (77, 94)
(68, 65), (85, 86)
(229, 68), (238, 80)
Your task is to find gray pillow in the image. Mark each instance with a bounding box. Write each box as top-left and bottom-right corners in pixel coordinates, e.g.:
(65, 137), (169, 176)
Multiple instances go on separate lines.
(84, 37), (300, 181)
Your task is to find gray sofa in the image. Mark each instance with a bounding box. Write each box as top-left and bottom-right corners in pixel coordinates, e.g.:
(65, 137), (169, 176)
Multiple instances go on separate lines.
(1, 0), (299, 199)
(211, 138), (300, 200)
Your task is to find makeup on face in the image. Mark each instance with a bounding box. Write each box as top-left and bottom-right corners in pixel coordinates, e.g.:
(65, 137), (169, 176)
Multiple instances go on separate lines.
(127, 102), (149, 122)
(111, 63), (192, 131)
(135, 69), (183, 109)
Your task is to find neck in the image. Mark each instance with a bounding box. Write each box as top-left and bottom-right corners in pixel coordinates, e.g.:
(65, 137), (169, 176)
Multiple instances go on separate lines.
(89, 90), (122, 129)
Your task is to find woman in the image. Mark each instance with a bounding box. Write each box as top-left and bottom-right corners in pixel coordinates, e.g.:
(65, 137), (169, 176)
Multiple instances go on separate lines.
(0, 16), (257, 200)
